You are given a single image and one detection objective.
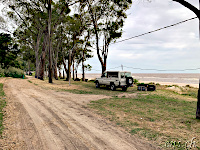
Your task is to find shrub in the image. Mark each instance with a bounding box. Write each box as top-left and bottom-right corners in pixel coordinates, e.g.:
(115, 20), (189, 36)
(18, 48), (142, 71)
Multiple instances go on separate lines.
(0, 68), (4, 77)
(4, 67), (24, 78)
(133, 79), (139, 84)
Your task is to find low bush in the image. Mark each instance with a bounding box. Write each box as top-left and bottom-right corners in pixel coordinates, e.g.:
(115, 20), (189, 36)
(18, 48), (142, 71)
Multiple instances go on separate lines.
(4, 67), (24, 78)
(133, 79), (139, 84)
(0, 68), (4, 77)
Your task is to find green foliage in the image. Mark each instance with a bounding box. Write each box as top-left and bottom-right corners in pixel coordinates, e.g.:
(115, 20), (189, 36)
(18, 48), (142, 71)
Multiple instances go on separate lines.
(133, 79), (138, 84)
(84, 64), (92, 72)
(0, 33), (20, 69)
(0, 68), (5, 77)
(4, 67), (24, 78)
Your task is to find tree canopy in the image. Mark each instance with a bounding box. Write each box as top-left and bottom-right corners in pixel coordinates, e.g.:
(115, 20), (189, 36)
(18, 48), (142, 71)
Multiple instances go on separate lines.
(0, 33), (20, 69)
(0, 0), (132, 82)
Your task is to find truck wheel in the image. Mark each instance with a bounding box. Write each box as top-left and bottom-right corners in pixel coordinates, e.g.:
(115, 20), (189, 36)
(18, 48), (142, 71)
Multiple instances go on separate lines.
(126, 77), (133, 86)
(96, 82), (100, 88)
(122, 87), (127, 91)
(110, 84), (116, 91)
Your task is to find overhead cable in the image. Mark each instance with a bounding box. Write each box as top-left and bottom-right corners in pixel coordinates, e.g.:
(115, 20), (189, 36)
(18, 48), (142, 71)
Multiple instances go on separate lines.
(113, 17), (198, 44)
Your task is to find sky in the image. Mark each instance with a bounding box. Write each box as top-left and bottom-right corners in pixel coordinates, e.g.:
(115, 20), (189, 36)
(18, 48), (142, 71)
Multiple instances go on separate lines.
(85, 0), (200, 73)
(0, 0), (199, 74)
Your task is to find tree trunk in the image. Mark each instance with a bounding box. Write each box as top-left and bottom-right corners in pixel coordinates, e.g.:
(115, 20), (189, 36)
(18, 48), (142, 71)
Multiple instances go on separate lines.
(48, 0), (53, 83)
(102, 64), (106, 75)
(54, 65), (58, 80)
(28, 60), (31, 75)
(53, 51), (58, 80)
(67, 49), (71, 82)
(196, 80), (200, 119)
(39, 36), (47, 80)
(63, 70), (65, 79)
(35, 52), (40, 78)
(58, 68), (61, 79)
(39, 48), (46, 80)
(73, 60), (75, 80)
(82, 50), (85, 81)
(62, 59), (68, 80)
(34, 31), (42, 78)
(87, 2), (105, 75)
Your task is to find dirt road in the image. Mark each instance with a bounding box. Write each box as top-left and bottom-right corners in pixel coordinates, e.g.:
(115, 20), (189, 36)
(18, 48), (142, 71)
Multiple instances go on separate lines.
(1, 78), (156, 150)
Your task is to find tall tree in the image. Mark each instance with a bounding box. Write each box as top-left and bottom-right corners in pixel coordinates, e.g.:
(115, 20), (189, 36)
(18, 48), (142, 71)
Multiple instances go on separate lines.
(81, 0), (132, 74)
(48, 0), (53, 83)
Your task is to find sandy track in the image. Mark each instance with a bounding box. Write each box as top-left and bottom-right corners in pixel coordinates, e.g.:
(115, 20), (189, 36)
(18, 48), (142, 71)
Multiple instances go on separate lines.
(1, 78), (156, 150)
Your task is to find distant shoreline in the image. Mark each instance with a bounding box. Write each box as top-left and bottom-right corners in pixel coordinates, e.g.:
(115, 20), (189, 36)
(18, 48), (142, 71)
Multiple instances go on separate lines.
(77, 73), (200, 88)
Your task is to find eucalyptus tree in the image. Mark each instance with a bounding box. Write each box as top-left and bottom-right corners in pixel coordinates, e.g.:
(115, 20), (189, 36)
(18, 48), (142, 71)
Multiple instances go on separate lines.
(2, 0), (48, 78)
(74, 39), (93, 80)
(0, 33), (20, 69)
(64, 13), (90, 81)
(1, 0), (72, 83)
(79, 0), (132, 74)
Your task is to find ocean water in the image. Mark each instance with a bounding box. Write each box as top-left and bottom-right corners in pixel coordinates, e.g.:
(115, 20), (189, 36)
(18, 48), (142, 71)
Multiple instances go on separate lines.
(133, 73), (200, 85)
(81, 73), (200, 87)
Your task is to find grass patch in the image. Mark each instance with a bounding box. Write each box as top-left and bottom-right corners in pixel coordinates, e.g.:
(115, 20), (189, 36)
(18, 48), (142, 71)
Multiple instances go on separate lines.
(0, 83), (6, 137)
(89, 93), (200, 148)
(28, 80), (32, 83)
(32, 78), (138, 96)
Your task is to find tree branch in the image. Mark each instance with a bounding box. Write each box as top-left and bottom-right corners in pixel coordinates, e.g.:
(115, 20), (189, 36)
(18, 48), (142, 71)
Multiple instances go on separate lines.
(173, 0), (200, 19)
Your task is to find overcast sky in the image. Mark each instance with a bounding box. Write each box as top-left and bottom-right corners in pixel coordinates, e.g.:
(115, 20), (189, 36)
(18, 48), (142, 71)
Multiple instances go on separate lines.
(1, 1), (199, 74)
(86, 0), (200, 73)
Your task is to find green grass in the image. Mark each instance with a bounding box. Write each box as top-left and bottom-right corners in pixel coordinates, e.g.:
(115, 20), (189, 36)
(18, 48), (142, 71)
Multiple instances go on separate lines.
(60, 80), (138, 96)
(89, 93), (200, 148)
(28, 80), (32, 83)
(0, 83), (6, 137)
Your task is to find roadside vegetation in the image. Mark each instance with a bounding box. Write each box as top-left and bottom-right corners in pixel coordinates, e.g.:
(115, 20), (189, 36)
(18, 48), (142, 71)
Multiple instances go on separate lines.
(28, 78), (200, 149)
(0, 67), (24, 78)
(0, 83), (6, 137)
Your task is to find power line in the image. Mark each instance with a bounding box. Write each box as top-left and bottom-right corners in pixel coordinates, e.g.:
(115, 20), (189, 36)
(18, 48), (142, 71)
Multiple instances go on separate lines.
(113, 17), (198, 44)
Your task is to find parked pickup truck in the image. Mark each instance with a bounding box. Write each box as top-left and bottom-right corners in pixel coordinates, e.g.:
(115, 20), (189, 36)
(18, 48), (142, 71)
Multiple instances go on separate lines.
(94, 71), (133, 91)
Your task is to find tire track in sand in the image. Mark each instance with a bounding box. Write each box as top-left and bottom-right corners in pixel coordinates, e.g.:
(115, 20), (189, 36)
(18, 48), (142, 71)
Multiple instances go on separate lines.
(3, 78), (157, 150)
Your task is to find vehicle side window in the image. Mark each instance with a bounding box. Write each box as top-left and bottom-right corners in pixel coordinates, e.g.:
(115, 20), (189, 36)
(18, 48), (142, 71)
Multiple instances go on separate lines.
(102, 72), (107, 77)
(104, 72), (107, 77)
(108, 72), (118, 78)
(121, 73), (125, 78)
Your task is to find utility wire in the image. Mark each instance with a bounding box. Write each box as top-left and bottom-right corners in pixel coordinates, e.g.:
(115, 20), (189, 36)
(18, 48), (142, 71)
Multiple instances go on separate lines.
(88, 17), (198, 72)
(113, 17), (198, 44)
(92, 17), (197, 48)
